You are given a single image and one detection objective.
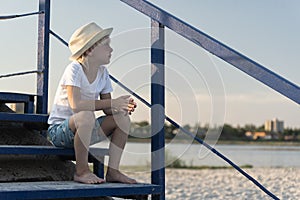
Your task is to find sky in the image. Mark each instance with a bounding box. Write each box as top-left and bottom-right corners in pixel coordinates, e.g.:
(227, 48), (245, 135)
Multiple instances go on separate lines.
(0, 0), (300, 128)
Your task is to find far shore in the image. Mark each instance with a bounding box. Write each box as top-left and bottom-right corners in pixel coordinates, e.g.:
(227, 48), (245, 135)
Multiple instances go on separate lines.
(127, 138), (300, 146)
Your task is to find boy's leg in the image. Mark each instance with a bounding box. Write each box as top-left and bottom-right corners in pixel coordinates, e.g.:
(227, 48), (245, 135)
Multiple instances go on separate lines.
(69, 111), (105, 184)
(100, 113), (137, 184)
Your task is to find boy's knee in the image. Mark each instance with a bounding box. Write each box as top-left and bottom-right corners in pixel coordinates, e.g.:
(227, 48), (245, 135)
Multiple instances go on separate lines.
(113, 113), (130, 130)
(114, 113), (130, 123)
(74, 111), (95, 128)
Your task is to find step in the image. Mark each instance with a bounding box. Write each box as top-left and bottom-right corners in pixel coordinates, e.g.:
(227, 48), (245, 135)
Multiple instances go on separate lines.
(0, 145), (108, 157)
(0, 92), (35, 113)
(0, 181), (162, 199)
(0, 92), (35, 103)
(0, 92), (47, 127)
(0, 145), (109, 178)
(0, 112), (49, 130)
(0, 113), (48, 123)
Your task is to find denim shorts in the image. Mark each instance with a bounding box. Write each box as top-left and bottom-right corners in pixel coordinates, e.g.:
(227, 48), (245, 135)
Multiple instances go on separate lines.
(47, 116), (107, 148)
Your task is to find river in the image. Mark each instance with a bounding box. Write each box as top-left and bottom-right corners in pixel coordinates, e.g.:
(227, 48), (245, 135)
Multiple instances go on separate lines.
(93, 141), (300, 168)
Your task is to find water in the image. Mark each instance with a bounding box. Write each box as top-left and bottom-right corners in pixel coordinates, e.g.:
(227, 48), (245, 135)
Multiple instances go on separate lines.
(94, 142), (300, 167)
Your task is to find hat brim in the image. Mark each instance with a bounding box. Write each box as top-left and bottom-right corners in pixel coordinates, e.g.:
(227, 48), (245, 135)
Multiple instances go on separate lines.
(69, 27), (113, 60)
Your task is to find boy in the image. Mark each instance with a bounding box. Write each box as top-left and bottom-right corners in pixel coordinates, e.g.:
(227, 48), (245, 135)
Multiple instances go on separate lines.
(48, 22), (137, 184)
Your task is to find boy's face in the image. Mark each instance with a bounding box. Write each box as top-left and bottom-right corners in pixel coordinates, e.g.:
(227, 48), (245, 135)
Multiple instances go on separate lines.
(92, 37), (113, 65)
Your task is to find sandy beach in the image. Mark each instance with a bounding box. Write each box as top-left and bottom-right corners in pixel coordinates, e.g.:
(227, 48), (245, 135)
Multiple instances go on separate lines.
(120, 167), (300, 200)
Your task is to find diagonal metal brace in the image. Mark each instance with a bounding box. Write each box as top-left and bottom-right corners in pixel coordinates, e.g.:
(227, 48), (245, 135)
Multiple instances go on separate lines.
(121, 0), (300, 105)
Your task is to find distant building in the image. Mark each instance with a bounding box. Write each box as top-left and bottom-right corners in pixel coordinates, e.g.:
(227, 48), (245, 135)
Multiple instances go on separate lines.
(245, 131), (271, 140)
(264, 118), (284, 133)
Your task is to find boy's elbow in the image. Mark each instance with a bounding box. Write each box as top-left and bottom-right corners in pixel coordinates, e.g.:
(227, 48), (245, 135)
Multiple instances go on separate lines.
(70, 103), (81, 113)
(71, 107), (80, 113)
(103, 109), (112, 115)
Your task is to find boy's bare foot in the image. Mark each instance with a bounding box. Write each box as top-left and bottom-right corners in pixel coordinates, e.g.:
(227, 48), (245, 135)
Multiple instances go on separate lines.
(74, 171), (105, 184)
(106, 169), (137, 184)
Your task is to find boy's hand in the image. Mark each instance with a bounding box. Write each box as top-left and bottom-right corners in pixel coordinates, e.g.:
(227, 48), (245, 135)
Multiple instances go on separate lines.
(112, 95), (131, 114)
(112, 95), (137, 115)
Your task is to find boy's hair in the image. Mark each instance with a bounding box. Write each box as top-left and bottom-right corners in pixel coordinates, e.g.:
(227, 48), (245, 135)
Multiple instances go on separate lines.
(77, 36), (109, 61)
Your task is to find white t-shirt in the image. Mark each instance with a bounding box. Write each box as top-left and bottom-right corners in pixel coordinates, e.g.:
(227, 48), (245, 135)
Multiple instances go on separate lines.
(48, 61), (113, 125)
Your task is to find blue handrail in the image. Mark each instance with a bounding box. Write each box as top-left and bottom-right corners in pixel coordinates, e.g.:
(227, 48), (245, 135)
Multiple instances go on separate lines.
(121, 0), (300, 106)
(0, 11), (44, 20)
(0, 2), (49, 115)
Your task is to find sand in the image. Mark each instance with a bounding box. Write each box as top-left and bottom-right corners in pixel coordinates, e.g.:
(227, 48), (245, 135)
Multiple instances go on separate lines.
(120, 167), (300, 200)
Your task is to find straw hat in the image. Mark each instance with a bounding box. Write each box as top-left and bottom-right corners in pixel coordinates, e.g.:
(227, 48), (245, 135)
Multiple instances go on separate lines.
(68, 22), (113, 60)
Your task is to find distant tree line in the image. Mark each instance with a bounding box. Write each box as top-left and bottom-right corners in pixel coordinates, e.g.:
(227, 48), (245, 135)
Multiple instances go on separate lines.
(130, 121), (300, 141)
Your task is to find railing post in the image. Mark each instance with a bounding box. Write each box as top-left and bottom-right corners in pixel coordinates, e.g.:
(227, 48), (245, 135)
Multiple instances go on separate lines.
(36, 0), (50, 114)
(151, 20), (165, 200)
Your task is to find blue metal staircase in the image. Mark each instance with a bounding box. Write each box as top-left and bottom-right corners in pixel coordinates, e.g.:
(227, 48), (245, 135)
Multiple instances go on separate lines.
(0, 0), (298, 199)
(0, 0), (163, 199)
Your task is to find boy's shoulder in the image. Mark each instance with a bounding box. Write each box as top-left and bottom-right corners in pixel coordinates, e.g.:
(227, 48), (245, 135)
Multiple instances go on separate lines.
(68, 60), (81, 69)
(64, 61), (82, 72)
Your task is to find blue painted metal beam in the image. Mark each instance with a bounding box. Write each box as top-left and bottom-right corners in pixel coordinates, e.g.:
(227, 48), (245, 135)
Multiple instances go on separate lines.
(0, 113), (48, 123)
(121, 0), (300, 105)
(0, 92), (34, 103)
(0, 92), (35, 113)
(0, 181), (162, 199)
(0, 145), (108, 156)
(0, 11), (44, 20)
(151, 20), (165, 200)
(50, 30), (69, 46)
(36, 0), (50, 114)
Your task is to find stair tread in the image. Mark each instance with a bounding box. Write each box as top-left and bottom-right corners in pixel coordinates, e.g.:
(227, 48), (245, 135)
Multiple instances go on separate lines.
(0, 181), (161, 199)
(0, 112), (48, 123)
(0, 145), (109, 156)
(0, 92), (35, 103)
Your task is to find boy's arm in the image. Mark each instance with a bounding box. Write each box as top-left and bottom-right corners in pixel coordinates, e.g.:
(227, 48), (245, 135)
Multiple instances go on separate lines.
(100, 93), (114, 115)
(67, 85), (111, 112)
(100, 93), (137, 115)
(67, 85), (132, 113)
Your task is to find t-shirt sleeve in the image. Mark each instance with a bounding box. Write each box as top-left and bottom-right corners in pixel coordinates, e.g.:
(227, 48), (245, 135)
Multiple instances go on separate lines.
(101, 68), (113, 94)
(61, 63), (81, 88)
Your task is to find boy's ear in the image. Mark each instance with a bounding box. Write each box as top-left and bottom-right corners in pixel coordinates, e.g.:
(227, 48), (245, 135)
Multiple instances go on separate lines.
(86, 49), (93, 57)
